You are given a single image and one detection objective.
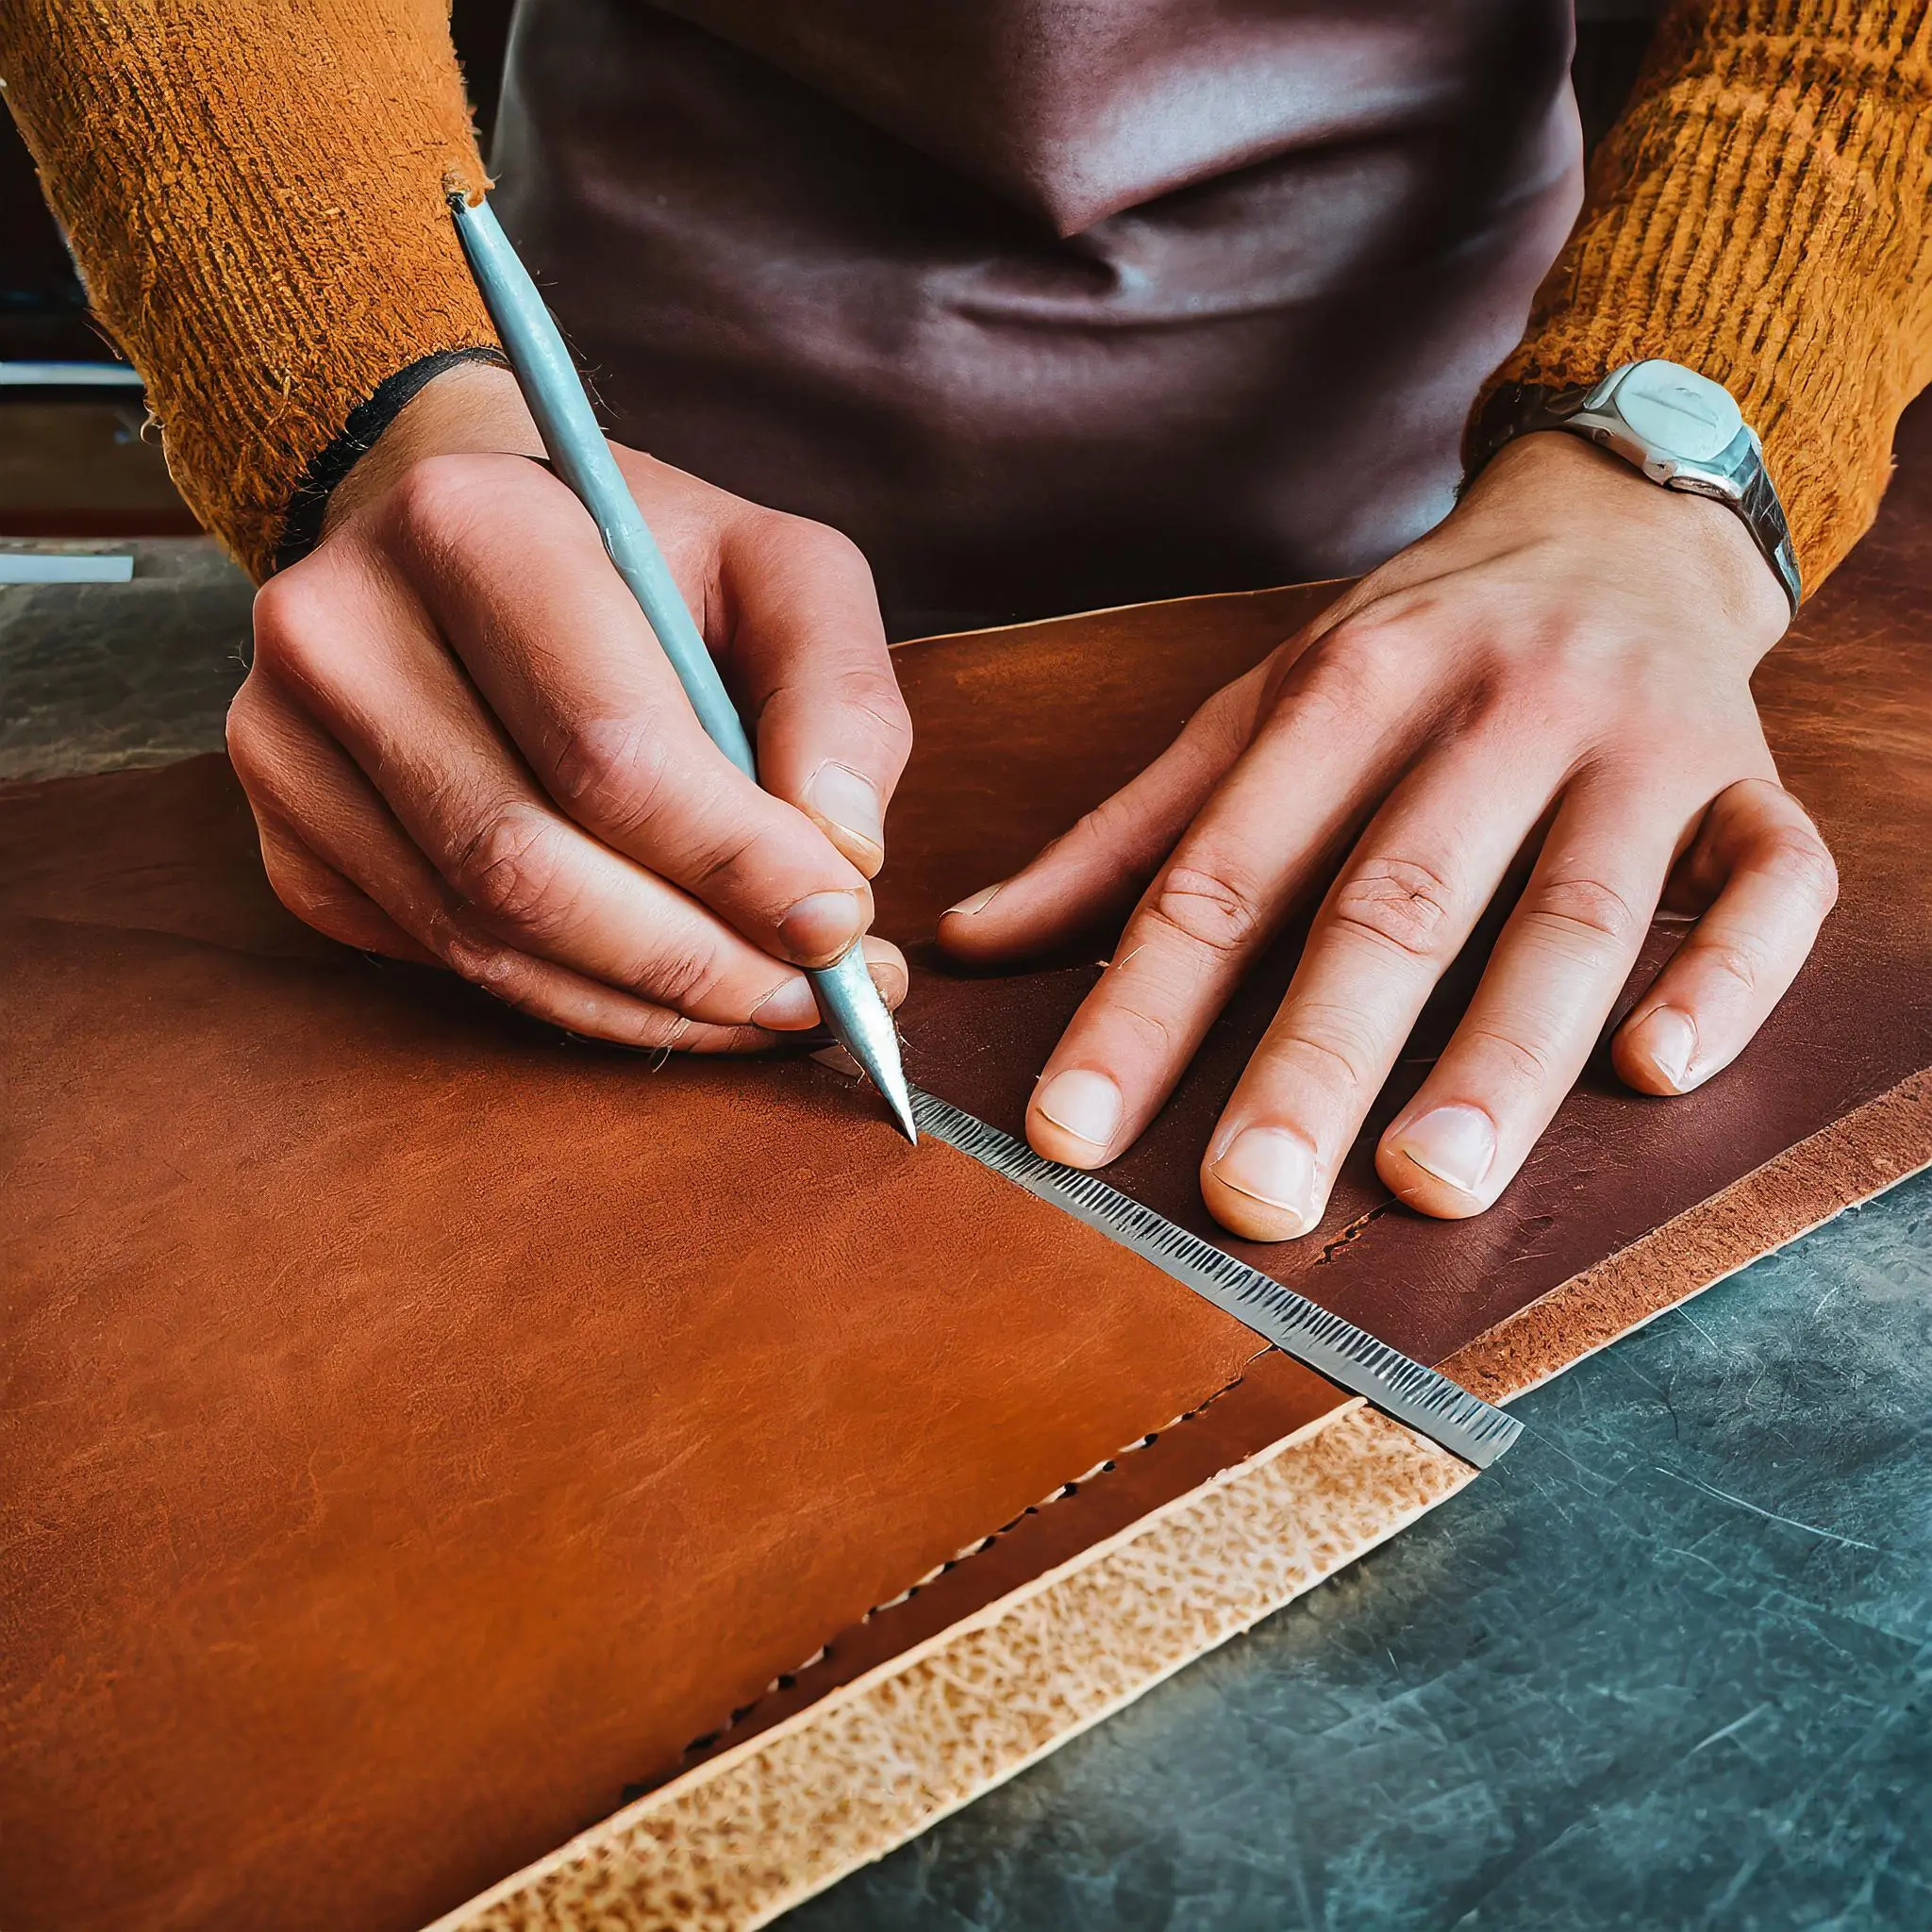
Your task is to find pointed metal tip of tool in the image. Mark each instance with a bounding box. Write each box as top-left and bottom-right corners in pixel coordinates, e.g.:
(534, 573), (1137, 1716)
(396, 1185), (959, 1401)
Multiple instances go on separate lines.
(807, 946), (918, 1143)
(881, 1074), (919, 1146)
(839, 1007), (917, 1144)
(841, 1027), (917, 1143)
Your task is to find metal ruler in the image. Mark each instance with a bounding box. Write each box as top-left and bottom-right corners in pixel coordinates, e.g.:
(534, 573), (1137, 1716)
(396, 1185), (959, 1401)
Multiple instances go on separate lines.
(910, 1087), (1522, 1469)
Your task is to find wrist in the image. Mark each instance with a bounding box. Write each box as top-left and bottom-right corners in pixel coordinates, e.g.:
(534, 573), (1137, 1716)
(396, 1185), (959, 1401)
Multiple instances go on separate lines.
(1473, 432), (1792, 654)
(321, 360), (546, 538)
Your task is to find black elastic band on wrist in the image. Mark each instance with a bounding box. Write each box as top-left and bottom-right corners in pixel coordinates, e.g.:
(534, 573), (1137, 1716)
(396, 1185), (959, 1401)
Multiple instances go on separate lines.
(271, 344), (511, 574)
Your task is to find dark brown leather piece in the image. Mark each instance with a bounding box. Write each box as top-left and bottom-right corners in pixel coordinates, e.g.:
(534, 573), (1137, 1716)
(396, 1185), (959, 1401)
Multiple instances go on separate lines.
(882, 400), (1932, 1365)
(492, 0), (1582, 629)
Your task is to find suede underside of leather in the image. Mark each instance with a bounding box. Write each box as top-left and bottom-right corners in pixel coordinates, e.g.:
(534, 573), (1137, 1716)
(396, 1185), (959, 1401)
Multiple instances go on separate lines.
(5, 404), (1932, 1932)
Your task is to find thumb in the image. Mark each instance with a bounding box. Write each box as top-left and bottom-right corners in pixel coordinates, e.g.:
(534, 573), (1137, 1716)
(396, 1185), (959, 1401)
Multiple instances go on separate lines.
(721, 512), (910, 879)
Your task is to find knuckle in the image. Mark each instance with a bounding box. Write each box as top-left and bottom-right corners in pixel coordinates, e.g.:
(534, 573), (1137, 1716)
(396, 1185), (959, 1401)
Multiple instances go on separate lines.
(249, 569), (331, 676)
(1268, 1004), (1378, 1091)
(1329, 854), (1458, 961)
(630, 1010), (699, 1053)
(1258, 611), (1426, 745)
(465, 948), (534, 1004)
(1149, 860), (1267, 957)
(431, 913), (535, 1005)
(1324, 607), (1409, 670)
(379, 455), (508, 575)
(387, 453), (491, 539)
(781, 512), (872, 578)
(225, 684), (308, 808)
(1282, 653), (1383, 740)
(224, 683), (274, 784)
(448, 805), (577, 939)
(636, 939), (728, 1013)
(1519, 872), (1641, 954)
(684, 822), (764, 894)
(1760, 826), (1839, 909)
(1103, 991), (1181, 1058)
(1701, 938), (1769, 999)
(545, 716), (675, 835)
(257, 840), (321, 921)
(1465, 1024), (1556, 1090)
(258, 833), (381, 949)
(1054, 792), (1150, 885)
(744, 508), (876, 599)
(825, 662), (912, 755)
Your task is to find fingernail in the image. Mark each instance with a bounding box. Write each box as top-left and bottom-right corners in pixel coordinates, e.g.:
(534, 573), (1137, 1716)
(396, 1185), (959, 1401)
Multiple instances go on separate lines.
(1631, 1004), (1698, 1090)
(748, 974), (820, 1030)
(943, 880), (1007, 919)
(778, 889), (867, 964)
(1208, 1126), (1319, 1233)
(1035, 1069), (1123, 1150)
(1391, 1105), (1497, 1195)
(806, 763), (884, 863)
(861, 940), (908, 1008)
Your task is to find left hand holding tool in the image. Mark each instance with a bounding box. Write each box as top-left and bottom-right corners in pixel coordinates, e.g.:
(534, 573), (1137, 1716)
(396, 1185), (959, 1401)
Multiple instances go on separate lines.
(229, 358), (910, 1057)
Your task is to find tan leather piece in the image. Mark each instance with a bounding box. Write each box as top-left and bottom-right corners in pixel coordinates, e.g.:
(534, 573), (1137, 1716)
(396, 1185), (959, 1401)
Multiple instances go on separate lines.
(0, 764), (1286, 1932)
(663, 1350), (1349, 1775)
(438, 1404), (1474, 1932)
(5, 400), (1930, 1932)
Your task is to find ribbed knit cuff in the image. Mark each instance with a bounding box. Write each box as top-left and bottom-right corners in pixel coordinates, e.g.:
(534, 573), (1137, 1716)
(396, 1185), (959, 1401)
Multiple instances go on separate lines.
(1471, 0), (1932, 595)
(273, 345), (510, 572)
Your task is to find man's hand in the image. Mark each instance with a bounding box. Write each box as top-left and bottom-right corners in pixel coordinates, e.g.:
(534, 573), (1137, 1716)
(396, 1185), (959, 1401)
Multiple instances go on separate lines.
(939, 433), (1837, 1232)
(229, 362), (910, 1051)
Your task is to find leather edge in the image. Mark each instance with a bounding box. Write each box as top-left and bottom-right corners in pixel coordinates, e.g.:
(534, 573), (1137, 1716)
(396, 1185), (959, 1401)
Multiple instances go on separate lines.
(1445, 1067), (1932, 1403)
(884, 576), (1351, 654)
(423, 1070), (1931, 1932)
(424, 1403), (1463, 1932)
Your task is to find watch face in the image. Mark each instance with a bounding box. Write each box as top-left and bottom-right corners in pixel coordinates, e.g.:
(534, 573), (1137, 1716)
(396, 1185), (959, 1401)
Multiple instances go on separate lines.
(1615, 359), (1743, 462)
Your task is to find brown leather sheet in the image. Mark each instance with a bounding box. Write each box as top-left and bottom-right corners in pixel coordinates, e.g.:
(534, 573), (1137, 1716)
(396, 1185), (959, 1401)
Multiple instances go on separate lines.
(5, 399), (1931, 1931)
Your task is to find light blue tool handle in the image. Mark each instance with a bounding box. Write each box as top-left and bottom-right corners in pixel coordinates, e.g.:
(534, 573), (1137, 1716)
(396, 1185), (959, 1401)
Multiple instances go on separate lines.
(449, 192), (917, 1138)
(450, 195), (756, 776)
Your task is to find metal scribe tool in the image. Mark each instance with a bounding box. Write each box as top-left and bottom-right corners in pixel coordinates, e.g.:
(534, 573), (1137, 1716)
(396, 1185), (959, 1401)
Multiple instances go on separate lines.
(911, 1087), (1521, 1467)
(450, 191), (915, 1140)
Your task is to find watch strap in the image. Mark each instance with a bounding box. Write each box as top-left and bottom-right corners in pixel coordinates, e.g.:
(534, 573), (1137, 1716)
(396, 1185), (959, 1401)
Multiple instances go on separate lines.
(1735, 448), (1804, 615)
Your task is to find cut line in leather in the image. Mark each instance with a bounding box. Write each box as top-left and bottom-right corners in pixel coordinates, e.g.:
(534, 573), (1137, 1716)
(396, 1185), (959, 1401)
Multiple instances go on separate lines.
(666, 1363), (1257, 1772)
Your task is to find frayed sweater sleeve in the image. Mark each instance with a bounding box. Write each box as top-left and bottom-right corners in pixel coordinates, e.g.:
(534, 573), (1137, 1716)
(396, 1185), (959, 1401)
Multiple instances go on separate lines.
(0, 0), (499, 579)
(1474, 0), (1932, 594)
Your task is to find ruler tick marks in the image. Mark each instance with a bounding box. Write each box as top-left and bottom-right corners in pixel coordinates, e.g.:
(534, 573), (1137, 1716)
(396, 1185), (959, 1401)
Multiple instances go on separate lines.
(909, 1086), (1521, 1469)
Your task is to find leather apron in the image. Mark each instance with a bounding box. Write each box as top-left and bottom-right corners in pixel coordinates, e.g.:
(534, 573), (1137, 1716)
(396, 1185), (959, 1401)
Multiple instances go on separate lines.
(492, 1), (1584, 634)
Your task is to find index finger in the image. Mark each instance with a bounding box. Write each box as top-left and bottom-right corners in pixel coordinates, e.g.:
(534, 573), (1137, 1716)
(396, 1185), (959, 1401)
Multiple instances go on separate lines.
(1024, 645), (1414, 1168)
(378, 455), (874, 964)
(719, 511), (911, 880)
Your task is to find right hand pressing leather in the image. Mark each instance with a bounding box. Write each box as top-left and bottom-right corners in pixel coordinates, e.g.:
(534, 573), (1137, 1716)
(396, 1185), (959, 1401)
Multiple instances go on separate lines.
(228, 361), (910, 1051)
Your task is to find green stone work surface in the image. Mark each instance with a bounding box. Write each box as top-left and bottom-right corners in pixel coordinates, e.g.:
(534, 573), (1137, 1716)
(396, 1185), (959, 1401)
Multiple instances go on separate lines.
(0, 538), (253, 782)
(791, 1174), (1932, 1931)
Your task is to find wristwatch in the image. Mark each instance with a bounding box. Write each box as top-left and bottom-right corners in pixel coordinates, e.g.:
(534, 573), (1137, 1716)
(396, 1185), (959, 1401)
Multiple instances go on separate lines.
(1468, 358), (1802, 613)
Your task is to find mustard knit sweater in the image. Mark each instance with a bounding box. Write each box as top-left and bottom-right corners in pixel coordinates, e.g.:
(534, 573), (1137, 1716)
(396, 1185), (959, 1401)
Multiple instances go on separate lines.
(2, 0), (1929, 590)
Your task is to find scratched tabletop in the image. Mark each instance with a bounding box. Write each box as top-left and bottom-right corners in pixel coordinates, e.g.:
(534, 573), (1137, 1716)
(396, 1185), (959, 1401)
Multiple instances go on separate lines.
(8, 541), (1927, 1932)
